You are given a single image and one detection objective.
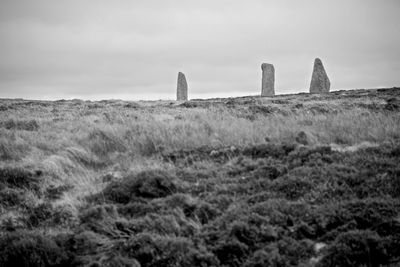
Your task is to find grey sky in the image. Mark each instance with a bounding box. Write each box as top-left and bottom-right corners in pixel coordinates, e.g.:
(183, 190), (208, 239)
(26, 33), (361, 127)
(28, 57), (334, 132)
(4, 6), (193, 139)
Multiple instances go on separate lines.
(0, 0), (399, 100)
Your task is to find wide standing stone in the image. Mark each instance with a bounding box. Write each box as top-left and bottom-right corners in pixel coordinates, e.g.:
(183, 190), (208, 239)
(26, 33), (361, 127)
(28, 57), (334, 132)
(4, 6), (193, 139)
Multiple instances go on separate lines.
(261, 63), (275, 97)
(177, 72), (188, 101)
(309, 58), (330, 94)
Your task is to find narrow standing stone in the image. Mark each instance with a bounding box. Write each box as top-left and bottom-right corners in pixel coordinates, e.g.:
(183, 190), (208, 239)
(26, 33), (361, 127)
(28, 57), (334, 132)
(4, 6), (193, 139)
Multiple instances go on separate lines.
(309, 58), (330, 94)
(177, 72), (188, 101)
(261, 63), (275, 97)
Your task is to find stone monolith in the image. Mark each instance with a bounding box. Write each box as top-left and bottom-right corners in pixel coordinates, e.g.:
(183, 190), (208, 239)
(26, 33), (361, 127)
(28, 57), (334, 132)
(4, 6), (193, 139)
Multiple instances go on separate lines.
(261, 63), (275, 97)
(309, 58), (330, 94)
(177, 72), (188, 101)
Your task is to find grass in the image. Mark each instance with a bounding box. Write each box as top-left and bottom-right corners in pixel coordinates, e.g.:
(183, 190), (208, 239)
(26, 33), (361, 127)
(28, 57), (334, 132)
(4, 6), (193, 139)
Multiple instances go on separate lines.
(0, 87), (400, 266)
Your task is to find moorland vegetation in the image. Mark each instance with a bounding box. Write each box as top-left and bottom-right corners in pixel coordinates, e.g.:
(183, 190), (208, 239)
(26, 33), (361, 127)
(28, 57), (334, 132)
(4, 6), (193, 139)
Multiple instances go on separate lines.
(0, 88), (400, 266)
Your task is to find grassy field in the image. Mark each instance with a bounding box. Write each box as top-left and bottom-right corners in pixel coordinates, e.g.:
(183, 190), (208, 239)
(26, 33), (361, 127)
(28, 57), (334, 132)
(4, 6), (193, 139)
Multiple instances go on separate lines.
(0, 87), (400, 266)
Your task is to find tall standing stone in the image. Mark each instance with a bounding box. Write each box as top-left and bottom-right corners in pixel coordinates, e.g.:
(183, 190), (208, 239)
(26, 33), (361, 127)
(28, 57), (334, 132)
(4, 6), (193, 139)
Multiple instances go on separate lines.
(177, 72), (188, 101)
(309, 58), (330, 94)
(261, 63), (275, 97)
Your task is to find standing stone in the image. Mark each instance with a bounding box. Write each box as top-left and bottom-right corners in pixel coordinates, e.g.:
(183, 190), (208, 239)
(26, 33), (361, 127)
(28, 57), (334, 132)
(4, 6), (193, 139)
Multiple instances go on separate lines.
(177, 72), (188, 101)
(309, 58), (330, 94)
(261, 63), (275, 97)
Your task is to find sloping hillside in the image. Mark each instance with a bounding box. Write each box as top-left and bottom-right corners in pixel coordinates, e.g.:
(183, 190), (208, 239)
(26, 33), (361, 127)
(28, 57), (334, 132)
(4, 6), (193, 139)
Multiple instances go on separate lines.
(0, 87), (399, 266)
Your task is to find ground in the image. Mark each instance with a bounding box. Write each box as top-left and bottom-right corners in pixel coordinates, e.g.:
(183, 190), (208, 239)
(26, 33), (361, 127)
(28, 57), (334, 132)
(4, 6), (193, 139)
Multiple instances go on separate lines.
(0, 87), (400, 267)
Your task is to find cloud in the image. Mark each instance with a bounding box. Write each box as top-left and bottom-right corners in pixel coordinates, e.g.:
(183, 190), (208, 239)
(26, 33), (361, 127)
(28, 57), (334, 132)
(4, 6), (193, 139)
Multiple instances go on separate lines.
(0, 0), (399, 100)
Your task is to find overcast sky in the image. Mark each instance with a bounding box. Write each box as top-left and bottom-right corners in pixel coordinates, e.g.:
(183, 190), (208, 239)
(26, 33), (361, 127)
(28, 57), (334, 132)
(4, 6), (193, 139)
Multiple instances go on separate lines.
(0, 0), (399, 100)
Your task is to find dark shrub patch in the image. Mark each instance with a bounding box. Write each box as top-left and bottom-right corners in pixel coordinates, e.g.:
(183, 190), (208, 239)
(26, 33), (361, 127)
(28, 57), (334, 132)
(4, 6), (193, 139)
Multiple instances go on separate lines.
(0, 231), (72, 267)
(227, 157), (262, 176)
(272, 99), (291, 105)
(309, 104), (331, 114)
(374, 221), (400, 261)
(318, 230), (391, 267)
(164, 146), (238, 166)
(80, 204), (119, 224)
(124, 210), (201, 236)
(390, 145), (400, 157)
(160, 193), (198, 216)
(45, 184), (73, 200)
(227, 157), (286, 180)
(194, 202), (220, 224)
(245, 238), (314, 266)
(251, 199), (310, 226)
(336, 198), (398, 230)
(0, 167), (42, 192)
(229, 221), (257, 247)
(123, 233), (156, 265)
(176, 167), (217, 182)
(295, 131), (309, 145)
(179, 101), (211, 108)
(52, 205), (78, 227)
(79, 205), (123, 237)
(156, 193), (221, 224)
(281, 164), (359, 202)
(274, 238), (314, 265)
(124, 102), (141, 109)
(374, 220), (400, 237)
(248, 105), (278, 115)
(122, 233), (218, 267)
(377, 87), (400, 95)
(244, 248), (285, 267)
(342, 198), (399, 229)
(0, 213), (26, 231)
(287, 146), (335, 167)
(87, 254), (140, 267)
(201, 210), (280, 264)
(385, 168), (400, 198)
(335, 146), (400, 198)
(272, 175), (313, 200)
(243, 143), (296, 159)
(385, 97), (400, 111)
(102, 170), (178, 203)
(202, 194), (234, 212)
(0, 188), (27, 207)
(343, 145), (399, 174)
(67, 231), (109, 255)
(250, 165), (285, 180)
(306, 198), (400, 241)
(212, 238), (249, 267)
(27, 202), (54, 227)
(293, 103), (304, 109)
(118, 202), (157, 217)
(1, 119), (39, 131)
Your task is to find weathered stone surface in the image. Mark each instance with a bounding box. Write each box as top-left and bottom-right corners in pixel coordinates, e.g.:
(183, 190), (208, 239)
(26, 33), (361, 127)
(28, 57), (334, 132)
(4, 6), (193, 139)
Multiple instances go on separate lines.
(261, 63), (275, 97)
(177, 72), (188, 101)
(310, 58), (330, 94)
